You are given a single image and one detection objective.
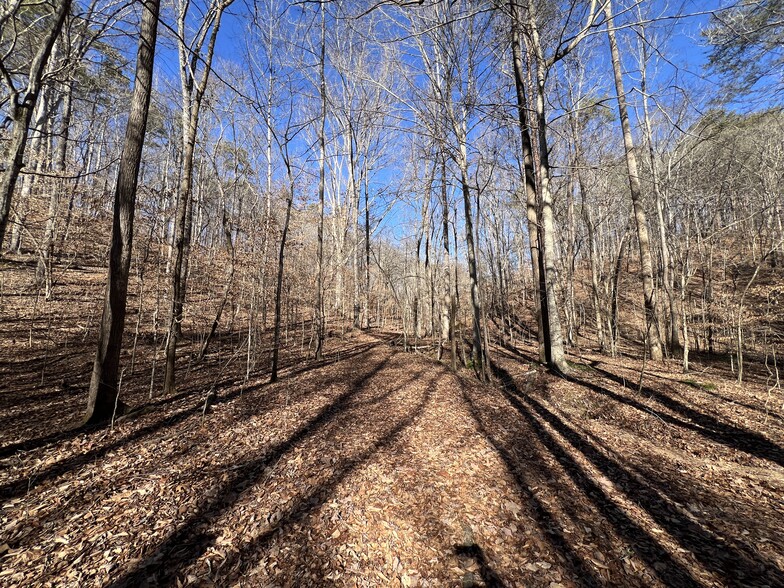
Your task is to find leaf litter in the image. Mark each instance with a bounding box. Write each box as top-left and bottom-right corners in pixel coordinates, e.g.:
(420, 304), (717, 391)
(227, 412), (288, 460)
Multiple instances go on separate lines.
(0, 330), (783, 587)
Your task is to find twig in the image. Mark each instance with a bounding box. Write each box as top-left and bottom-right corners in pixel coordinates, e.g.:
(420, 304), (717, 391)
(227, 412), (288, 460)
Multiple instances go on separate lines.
(111, 368), (125, 431)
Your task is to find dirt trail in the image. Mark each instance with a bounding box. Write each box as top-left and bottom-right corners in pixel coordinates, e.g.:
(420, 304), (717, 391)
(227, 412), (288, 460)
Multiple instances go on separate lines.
(1, 332), (783, 587)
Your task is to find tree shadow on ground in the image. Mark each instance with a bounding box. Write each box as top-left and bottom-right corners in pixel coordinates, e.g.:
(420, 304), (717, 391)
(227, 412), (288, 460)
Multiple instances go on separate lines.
(211, 374), (436, 585)
(4, 343), (422, 586)
(682, 348), (774, 386)
(0, 393), (210, 501)
(463, 361), (783, 587)
(453, 542), (507, 588)
(489, 313), (538, 346)
(102, 352), (434, 587)
(0, 330), (393, 469)
(648, 370), (784, 425)
(459, 385), (604, 586)
(1, 352), (384, 558)
(0, 336), (393, 501)
(576, 365), (784, 468)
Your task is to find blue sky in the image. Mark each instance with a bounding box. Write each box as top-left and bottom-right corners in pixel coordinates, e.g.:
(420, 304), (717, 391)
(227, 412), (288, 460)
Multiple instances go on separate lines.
(143, 0), (741, 248)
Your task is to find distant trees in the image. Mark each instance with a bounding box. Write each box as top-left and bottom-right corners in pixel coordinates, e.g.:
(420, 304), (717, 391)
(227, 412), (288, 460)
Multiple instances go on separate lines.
(35, 2), (122, 295)
(665, 109), (784, 372)
(403, 0), (498, 379)
(0, 0), (71, 249)
(1, 0), (781, 421)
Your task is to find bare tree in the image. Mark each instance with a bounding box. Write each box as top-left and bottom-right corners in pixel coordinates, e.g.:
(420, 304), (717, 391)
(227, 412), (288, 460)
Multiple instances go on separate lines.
(512, 0), (602, 373)
(0, 0), (71, 249)
(315, 0), (327, 356)
(84, 0), (160, 425)
(509, 0), (547, 362)
(603, 0), (664, 361)
(164, 0), (233, 395)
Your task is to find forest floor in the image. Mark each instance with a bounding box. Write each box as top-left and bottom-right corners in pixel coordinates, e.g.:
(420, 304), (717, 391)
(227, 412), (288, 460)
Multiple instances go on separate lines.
(1, 261), (784, 587)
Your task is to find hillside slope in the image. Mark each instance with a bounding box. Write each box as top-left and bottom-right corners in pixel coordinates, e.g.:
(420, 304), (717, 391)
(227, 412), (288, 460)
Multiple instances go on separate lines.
(1, 260), (783, 587)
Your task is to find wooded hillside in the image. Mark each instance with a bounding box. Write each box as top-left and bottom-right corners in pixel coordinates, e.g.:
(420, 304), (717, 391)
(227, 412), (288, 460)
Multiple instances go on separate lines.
(1, 0), (782, 586)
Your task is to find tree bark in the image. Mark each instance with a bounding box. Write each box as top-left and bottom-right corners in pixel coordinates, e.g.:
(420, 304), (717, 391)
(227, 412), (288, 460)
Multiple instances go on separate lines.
(315, 0), (327, 357)
(604, 0), (663, 361)
(582, 200), (606, 351)
(84, 0), (160, 425)
(439, 158), (457, 370)
(610, 230), (630, 356)
(524, 0), (569, 373)
(510, 1), (547, 363)
(459, 126), (486, 380)
(271, 176), (295, 382)
(364, 162), (372, 329)
(566, 100), (606, 351)
(197, 204), (236, 361)
(349, 126), (361, 329)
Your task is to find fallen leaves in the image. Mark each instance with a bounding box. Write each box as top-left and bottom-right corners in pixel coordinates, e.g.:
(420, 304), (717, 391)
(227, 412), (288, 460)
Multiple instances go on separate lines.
(0, 331), (783, 587)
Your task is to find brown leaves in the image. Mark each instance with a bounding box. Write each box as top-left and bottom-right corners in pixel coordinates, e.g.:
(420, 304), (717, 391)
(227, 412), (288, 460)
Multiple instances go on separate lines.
(1, 332), (783, 587)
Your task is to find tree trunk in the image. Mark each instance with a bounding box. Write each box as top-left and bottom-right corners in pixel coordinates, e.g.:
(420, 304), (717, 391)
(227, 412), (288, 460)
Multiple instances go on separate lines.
(84, 0), (160, 425)
(271, 177), (295, 382)
(260, 13), (274, 332)
(364, 163), (372, 329)
(510, 4), (547, 363)
(164, 0), (228, 394)
(566, 100), (606, 352)
(8, 94), (50, 253)
(415, 171), (431, 340)
(524, 0), (569, 373)
(197, 209), (236, 362)
(164, 120), (197, 395)
(583, 202), (606, 351)
(459, 128), (485, 380)
(38, 81), (74, 294)
(349, 128), (361, 329)
(315, 0), (327, 357)
(604, 0), (663, 361)
(565, 160), (577, 346)
(610, 230), (630, 356)
(639, 45), (679, 353)
(439, 158), (456, 369)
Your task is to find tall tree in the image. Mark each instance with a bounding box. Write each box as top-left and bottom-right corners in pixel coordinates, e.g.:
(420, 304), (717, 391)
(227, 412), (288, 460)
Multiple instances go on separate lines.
(164, 0), (232, 395)
(634, 18), (680, 353)
(516, 0), (601, 373)
(509, 0), (548, 363)
(84, 0), (160, 425)
(408, 0), (494, 379)
(603, 0), (664, 361)
(270, 158), (295, 383)
(267, 65), (309, 381)
(315, 0), (327, 357)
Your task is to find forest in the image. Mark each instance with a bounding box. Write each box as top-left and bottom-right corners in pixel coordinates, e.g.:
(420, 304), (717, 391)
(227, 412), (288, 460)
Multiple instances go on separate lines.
(1, 0), (783, 586)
